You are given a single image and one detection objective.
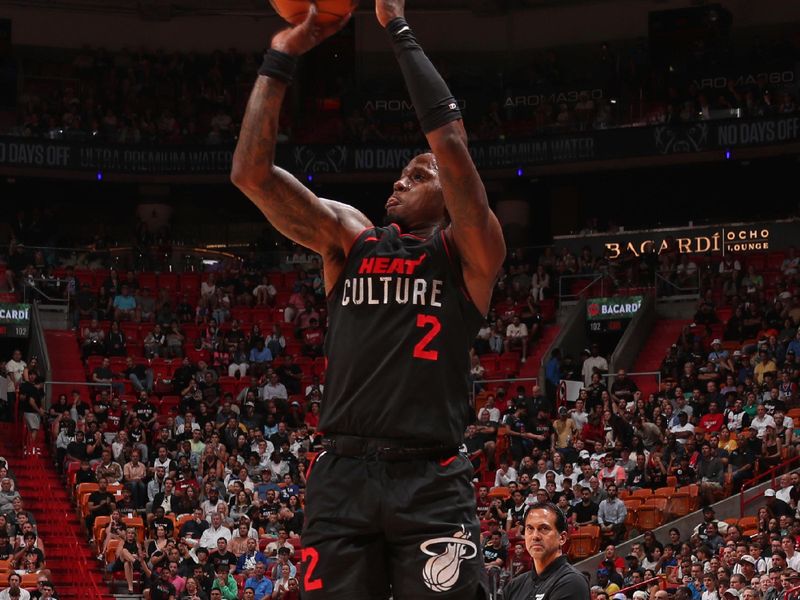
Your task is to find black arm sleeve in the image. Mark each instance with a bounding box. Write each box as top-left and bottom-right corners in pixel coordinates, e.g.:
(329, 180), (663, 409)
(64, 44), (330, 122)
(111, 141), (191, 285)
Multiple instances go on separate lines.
(386, 17), (462, 134)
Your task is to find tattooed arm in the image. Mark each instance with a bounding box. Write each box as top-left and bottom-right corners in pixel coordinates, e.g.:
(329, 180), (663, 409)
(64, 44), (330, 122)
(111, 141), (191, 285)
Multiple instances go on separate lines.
(231, 7), (369, 294)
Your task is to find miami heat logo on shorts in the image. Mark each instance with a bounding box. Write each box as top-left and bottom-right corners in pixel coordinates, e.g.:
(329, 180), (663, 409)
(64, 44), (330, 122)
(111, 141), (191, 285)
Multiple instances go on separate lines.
(419, 526), (477, 592)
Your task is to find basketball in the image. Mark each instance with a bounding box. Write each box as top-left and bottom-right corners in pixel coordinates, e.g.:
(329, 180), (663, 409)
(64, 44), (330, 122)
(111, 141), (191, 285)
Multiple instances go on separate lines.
(269, 0), (359, 25)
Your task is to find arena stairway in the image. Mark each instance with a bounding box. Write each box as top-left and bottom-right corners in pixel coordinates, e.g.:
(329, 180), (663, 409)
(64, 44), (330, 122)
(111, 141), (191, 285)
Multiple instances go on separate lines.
(44, 330), (89, 401)
(0, 424), (116, 600)
(518, 324), (561, 381)
(629, 318), (690, 396)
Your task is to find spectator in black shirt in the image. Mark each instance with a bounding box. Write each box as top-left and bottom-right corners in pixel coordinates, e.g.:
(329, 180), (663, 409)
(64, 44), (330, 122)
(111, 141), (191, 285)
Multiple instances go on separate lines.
(504, 406), (533, 463)
(134, 393), (157, 432)
(93, 357), (123, 396)
(125, 357), (153, 394)
(172, 357), (195, 395)
(0, 533), (13, 561)
(482, 531), (507, 591)
(147, 567), (176, 600)
(610, 369), (638, 404)
(66, 431), (90, 463)
(86, 477), (116, 530)
(74, 459), (97, 486)
(209, 538), (237, 575)
(190, 557), (215, 595)
(70, 390), (90, 421)
(626, 454), (651, 490)
(729, 427), (758, 492)
(179, 508), (209, 551)
(277, 355), (303, 396)
(570, 486), (599, 526)
(19, 371), (45, 449)
(530, 409), (555, 453)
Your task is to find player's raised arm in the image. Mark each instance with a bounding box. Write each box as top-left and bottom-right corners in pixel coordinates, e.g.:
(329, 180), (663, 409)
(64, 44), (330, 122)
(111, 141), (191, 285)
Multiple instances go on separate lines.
(231, 6), (370, 280)
(376, 0), (506, 314)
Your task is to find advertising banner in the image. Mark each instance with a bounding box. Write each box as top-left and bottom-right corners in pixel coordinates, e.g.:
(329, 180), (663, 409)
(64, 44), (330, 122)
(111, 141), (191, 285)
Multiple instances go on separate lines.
(586, 296), (644, 321)
(0, 303), (31, 338)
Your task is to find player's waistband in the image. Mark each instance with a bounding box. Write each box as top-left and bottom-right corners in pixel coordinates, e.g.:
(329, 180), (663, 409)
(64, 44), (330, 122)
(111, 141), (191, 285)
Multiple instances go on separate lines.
(320, 434), (459, 462)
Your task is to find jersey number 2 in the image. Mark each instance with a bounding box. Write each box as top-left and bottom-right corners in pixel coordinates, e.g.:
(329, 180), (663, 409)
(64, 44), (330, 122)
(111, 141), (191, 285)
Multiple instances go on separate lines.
(413, 314), (441, 361)
(302, 547), (323, 591)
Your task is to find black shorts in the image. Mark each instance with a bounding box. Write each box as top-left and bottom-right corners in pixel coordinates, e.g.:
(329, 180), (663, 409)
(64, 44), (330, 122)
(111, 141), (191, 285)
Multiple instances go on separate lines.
(300, 451), (488, 600)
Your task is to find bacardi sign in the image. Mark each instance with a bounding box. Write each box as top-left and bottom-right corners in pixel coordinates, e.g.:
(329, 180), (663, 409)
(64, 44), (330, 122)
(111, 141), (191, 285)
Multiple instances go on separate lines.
(604, 226), (770, 259)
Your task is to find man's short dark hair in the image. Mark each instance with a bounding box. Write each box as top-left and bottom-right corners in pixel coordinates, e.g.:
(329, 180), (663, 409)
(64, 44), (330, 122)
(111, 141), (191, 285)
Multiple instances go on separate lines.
(524, 501), (567, 533)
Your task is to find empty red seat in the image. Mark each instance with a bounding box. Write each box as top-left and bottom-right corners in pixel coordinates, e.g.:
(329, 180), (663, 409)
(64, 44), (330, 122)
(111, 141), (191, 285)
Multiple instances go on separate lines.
(158, 273), (178, 292)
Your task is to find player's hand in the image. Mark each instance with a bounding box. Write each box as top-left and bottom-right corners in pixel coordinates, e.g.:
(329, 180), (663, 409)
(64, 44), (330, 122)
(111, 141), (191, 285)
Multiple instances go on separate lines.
(376, 0), (404, 27)
(271, 3), (352, 57)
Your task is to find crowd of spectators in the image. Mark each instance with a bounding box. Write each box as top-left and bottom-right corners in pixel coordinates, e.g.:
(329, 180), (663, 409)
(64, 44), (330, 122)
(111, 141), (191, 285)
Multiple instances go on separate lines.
(463, 240), (800, 596)
(582, 490), (800, 600)
(5, 30), (799, 146)
(0, 451), (59, 600)
(4, 197), (800, 598)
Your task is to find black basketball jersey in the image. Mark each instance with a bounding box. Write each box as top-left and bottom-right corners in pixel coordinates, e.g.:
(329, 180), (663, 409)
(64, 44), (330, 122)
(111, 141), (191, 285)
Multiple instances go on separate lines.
(320, 223), (484, 447)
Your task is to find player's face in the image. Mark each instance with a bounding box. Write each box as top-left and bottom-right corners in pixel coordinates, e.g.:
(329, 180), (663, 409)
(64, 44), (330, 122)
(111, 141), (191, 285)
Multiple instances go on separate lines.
(385, 154), (445, 231)
(524, 508), (566, 566)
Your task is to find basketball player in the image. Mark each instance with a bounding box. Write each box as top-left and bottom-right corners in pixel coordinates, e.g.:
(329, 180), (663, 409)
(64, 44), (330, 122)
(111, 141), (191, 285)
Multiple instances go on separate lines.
(503, 503), (589, 600)
(232, 0), (505, 597)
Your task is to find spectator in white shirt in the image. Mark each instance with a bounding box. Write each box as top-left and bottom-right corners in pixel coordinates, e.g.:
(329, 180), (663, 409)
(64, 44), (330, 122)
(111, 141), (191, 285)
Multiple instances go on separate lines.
(670, 411), (695, 445)
(750, 405), (776, 439)
(0, 573), (30, 600)
(479, 396), (501, 423)
(776, 473), (795, 505)
(782, 535), (800, 571)
(261, 373), (288, 401)
(198, 512), (231, 550)
(582, 344), (608, 386)
(504, 316), (529, 362)
(570, 398), (589, 432)
(494, 461), (518, 487)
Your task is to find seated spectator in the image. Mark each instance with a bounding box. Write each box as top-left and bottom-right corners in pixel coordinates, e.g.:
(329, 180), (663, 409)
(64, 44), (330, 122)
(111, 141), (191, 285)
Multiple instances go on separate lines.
(235, 537), (268, 574)
(95, 448), (123, 484)
(178, 508), (208, 550)
(597, 483), (626, 544)
(504, 316), (529, 362)
(144, 324), (166, 359)
(144, 565), (177, 600)
(163, 321), (185, 359)
(0, 479), (19, 514)
(135, 288), (156, 323)
(111, 527), (146, 595)
(248, 340), (272, 375)
(301, 318), (324, 358)
(244, 563), (274, 599)
(198, 513), (231, 552)
(208, 538), (237, 575)
(124, 357), (153, 394)
(227, 342), (249, 379)
(210, 564), (238, 600)
(0, 573), (30, 600)
(482, 530), (508, 591)
(85, 477), (115, 531)
(81, 318), (106, 359)
(106, 321), (128, 356)
(113, 285), (137, 321)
